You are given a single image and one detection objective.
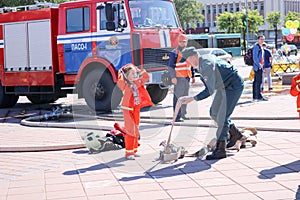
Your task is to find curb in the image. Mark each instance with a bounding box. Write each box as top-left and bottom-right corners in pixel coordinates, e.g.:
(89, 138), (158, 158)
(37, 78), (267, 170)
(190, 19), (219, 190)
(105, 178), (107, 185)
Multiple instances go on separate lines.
(0, 143), (85, 152)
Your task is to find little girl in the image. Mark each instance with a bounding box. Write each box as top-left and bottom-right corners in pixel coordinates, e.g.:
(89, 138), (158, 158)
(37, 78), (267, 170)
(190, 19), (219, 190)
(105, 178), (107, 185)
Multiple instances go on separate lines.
(117, 64), (153, 160)
(290, 70), (300, 119)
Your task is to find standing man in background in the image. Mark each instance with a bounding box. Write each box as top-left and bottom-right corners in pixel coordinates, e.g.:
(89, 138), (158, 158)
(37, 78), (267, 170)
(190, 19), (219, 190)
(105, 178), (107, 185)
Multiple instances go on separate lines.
(261, 42), (273, 92)
(252, 35), (268, 101)
(168, 34), (195, 122)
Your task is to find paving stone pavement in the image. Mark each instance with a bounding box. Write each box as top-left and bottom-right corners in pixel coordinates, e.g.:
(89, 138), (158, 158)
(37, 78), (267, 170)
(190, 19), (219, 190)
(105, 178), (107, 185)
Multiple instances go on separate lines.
(0, 57), (300, 200)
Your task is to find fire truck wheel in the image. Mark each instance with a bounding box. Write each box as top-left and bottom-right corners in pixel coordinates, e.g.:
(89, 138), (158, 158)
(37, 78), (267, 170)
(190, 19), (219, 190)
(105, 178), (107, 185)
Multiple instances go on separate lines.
(5, 95), (19, 108)
(82, 69), (121, 111)
(0, 83), (19, 108)
(146, 84), (168, 104)
(27, 94), (58, 104)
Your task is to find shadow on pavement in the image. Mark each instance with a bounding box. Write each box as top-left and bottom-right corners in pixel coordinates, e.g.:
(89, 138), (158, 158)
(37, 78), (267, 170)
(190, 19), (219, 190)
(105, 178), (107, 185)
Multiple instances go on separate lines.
(63, 157), (126, 175)
(237, 100), (254, 106)
(119, 159), (218, 182)
(258, 160), (300, 179)
(297, 185), (300, 200)
(258, 160), (300, 199)
(72, 150), (90, 154)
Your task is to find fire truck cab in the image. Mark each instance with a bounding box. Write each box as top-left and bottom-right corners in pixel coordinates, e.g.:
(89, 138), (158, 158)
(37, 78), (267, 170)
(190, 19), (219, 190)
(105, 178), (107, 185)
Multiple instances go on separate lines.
(0, 0), (183, 111)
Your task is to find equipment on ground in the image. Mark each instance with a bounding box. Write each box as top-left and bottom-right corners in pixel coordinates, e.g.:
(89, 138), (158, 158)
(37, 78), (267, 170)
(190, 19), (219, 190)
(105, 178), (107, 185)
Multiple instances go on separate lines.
(227, 127), (258, 151)
(83, 132), (123, 154)
(158, 100), (187, 162)
(185, 138), (217, 158)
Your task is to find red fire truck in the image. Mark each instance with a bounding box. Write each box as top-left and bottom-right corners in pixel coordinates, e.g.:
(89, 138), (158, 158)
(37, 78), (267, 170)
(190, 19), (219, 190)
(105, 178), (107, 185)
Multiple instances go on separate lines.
(0, 0), (183, 111)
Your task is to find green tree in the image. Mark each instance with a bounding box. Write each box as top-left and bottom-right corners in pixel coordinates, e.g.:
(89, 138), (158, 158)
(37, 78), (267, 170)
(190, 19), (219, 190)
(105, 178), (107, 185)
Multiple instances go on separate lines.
(0, 0), (34, 7)
(284, 11), (300, 33)
(174, 0), (204, 28)
(236, 9), (263, 53)
(217, 9), (263, 53)
(47, 0), (71, 3)
(0, 0), (69, 7)
(266, 12), (281, 49)
(217, 12), (240, 33)
(284, 11), (300, 24)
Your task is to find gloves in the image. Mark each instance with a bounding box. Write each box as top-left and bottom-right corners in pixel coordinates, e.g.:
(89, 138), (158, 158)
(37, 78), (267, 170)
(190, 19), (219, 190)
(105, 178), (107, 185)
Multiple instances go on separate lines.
(114, 123), (127, 135)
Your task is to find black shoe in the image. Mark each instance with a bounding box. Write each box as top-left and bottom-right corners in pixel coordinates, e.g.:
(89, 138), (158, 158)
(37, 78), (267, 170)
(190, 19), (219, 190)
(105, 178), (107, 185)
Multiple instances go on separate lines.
(206, 141), (226, 160)
(258, 97), (268, 101)
(226, 124), (243, 148)
(175, 118), (183, 122)
(182, 115), (190, 120)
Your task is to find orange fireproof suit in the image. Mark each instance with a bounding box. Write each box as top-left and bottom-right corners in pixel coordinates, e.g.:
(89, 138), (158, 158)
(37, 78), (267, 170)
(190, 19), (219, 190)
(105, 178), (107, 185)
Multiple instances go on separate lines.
(117, 65), (153, 157)
(290, 73), (300, 119)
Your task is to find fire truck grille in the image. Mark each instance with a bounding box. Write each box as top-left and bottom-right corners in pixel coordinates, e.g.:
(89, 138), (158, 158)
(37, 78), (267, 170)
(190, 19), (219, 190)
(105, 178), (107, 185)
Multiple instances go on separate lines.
(143, 48), (173, 70)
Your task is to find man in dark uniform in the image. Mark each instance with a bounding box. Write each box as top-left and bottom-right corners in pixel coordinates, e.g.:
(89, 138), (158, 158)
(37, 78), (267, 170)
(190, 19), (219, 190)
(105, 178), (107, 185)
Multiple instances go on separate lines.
(168, 34), (195, 122)
(179, 47), (244, 160)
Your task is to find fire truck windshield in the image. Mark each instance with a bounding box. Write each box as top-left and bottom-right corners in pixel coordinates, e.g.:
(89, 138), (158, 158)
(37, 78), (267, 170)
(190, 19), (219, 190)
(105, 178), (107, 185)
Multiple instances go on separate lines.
(129, 0), (180, 29)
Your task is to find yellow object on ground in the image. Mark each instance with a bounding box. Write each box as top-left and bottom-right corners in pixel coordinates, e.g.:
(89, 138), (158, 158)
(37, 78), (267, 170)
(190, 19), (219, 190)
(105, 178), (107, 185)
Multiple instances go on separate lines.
(272, 63), (299, 75)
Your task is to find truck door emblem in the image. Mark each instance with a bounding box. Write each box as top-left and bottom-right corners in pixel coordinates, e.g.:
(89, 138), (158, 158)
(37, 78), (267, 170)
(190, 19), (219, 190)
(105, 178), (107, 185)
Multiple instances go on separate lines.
(109, 36), (118, 48)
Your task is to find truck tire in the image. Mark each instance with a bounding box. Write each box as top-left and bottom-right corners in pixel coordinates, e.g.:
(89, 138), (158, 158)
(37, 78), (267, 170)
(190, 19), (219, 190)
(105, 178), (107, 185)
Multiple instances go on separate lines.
(27, 94), (58, 104)
(82, 69), (122, 112)
(5, 95), (19, 108)
(0, 83), (19, 108)
(146, 84), (168, 104)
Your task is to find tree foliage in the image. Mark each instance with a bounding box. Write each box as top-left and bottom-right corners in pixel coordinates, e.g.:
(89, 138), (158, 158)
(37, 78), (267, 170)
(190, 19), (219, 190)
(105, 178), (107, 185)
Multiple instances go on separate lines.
(0, 0), (34, 7)
(217, 9), (263, 34)
(217, 10), (264, 52)
(266, 11), (281, 49)
(284, 11), (300, 32)
(240, 10), (263, 53)
(284, 11), (300, 24)
(217, 9), (263, 53)
(217, 12), (240, 33)
(174, 0), (204, 28)
(0, 0), (69, 7)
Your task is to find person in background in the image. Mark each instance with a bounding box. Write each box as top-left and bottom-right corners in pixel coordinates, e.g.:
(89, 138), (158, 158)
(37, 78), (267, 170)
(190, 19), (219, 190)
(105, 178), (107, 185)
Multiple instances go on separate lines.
(133, 8), (153, 26)
(261, 42), (273, 92)
(282, 43), (290, 57)
(252, 35), (268, 101)
(179, 47), (244, 160)
(168, 34), (195, 122)
(117, 64), (153, 160)
(290, 64), (300, 119)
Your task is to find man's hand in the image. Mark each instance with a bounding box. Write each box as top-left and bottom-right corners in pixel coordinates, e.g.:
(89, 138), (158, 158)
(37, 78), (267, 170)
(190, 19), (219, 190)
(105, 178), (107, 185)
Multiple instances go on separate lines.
(191, 77), (195, 84)
(171, 77), (177, 85)
(178, 96), (194, 105)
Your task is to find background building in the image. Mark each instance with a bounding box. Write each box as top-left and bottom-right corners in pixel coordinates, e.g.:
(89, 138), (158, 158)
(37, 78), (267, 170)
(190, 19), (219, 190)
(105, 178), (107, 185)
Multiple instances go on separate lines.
(197, 0), (300, 43)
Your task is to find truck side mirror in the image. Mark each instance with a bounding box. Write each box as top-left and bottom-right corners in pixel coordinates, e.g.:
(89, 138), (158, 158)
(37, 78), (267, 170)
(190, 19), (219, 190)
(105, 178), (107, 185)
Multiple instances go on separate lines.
(106, 22), (115, 31)
(105, 3), (115, 31)
(105, 3), (114, 22)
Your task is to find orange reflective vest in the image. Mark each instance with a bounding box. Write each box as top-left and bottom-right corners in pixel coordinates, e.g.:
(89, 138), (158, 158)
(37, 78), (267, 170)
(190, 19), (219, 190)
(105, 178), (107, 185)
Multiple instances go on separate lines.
(175, 49), (192, 78)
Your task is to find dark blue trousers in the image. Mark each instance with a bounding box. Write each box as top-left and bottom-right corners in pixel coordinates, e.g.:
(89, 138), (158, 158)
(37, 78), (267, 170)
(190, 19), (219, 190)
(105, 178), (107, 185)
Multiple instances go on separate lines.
(173, 77), (190, 120)
(253, 68), (263, 99)
(210, 79), (244, 142)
